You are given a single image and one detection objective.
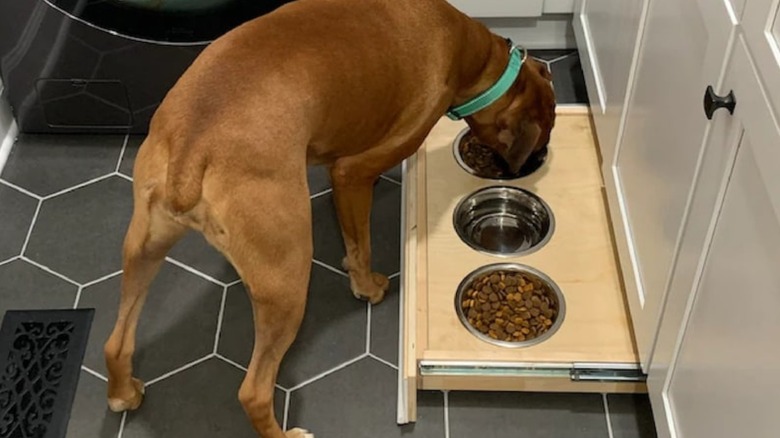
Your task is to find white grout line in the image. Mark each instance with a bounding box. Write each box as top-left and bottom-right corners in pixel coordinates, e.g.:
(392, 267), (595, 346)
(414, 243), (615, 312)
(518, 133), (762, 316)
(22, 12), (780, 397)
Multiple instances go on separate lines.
(547, 50), (576, 64)
(164, 257), (227, 287)
(21, 256), (81, 287)
(82, 269), (124, 288)
(213, 286), (229, 354)
(379, 174), (402, 186)
(365, 303), (372, 353)
(74, 270), (123, 308)
(444, 390), (451, 438)
(115, 134), (129, 173)
(145, 354), (214, 387)
(19, 200), (42, 255)
(368, 353), (398, 371)
(0, 178), (43, 200)
(42, 172), (115, 200)
(603, 393), (615, 438)
(288, 353), (367, 392)
(82, 365), (108, 382)
(115, 172), (133, 182)
(215, 353), (248, 372)
(283, 389), (291, 431)
(73, 286), (84, 309)
(117, 412), (127, 438)
(226, 278), (243, 287)
(0, 256), (20, 267)
(309, 188), (333, 200)
(388, 271), (400, 280)
(311, 258), (349, 278)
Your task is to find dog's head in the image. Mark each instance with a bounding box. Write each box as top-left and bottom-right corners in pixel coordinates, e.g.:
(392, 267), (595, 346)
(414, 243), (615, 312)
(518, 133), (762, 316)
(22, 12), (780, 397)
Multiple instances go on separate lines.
(465, 56), (556, 174)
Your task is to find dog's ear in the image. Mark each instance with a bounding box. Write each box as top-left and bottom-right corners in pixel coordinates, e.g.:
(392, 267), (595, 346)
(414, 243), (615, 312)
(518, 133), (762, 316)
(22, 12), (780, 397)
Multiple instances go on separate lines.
(496, 111), (542, 174)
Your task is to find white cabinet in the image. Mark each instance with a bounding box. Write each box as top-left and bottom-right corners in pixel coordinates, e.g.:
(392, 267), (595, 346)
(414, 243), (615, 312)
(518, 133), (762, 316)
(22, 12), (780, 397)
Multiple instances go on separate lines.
(447, 0), (574, 17)
(577, 0), (780, 435)
(652, 38), (780, 438)
(602, 0), (736, 367)
(573, 0), (645, 162)
(447, 0), (544, 17)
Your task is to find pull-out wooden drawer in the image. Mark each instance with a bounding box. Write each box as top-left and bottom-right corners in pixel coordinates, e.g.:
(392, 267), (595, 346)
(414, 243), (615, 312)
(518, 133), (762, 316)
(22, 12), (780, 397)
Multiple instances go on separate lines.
(399, 108), (643, 423)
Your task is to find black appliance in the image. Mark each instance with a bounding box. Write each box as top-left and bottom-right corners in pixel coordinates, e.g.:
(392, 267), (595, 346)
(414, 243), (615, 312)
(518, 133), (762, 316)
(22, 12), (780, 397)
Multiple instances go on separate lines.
(0, 0), (292, 133)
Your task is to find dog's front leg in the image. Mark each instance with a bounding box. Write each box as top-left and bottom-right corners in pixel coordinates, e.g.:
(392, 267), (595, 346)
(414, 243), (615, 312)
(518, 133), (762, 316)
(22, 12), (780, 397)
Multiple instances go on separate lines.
(328, 133), (431, 304)
(329, 157), (392, 304)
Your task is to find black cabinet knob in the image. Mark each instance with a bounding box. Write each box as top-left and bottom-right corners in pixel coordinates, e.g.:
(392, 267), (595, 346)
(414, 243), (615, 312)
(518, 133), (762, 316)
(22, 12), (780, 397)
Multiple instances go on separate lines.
(703, 85), (736, 120)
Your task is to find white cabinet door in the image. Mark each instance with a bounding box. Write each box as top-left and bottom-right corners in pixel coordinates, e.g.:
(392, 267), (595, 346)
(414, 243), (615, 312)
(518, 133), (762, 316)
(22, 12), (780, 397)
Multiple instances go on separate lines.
(742, 0), (780, 114)
(446, 0), (543, 17)
(606, 0), (737, 367)
(573, 0), (645, 162)
(653, 37), (780, 438)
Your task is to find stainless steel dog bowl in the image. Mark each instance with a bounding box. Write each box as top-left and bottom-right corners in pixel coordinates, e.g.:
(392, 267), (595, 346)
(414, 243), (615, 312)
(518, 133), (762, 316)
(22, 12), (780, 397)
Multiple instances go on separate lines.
(454, 263), (566, 348)
(453, 128), (548, 180)
(453, 186), (554, 257)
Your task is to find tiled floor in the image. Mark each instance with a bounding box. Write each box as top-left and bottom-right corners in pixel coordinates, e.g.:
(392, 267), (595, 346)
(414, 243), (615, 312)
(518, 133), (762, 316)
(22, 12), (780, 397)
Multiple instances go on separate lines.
(0, 50), (656, 437)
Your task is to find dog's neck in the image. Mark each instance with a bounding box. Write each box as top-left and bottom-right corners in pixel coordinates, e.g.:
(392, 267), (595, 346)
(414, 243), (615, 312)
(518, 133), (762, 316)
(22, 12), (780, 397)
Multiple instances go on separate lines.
(451, 25), (512, 110)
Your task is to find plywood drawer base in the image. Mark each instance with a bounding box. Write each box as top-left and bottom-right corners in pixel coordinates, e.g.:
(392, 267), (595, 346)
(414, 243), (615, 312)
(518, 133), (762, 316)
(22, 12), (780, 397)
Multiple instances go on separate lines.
(399, 107), (643, 423)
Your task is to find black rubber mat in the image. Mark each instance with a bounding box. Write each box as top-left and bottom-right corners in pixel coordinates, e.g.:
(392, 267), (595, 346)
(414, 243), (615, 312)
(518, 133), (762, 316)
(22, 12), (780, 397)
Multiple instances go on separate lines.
(0, 309), (95, 438)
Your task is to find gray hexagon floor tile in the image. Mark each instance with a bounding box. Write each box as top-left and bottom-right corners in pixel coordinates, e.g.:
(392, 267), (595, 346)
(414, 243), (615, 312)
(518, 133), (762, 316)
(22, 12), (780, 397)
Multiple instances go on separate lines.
(607, 394), (658, 438)
(312, 179), (401, 276)
(66, 372), (122, 438)
(218, 264), (366, 389)
(370, 277), (400, 366)
(0, 184), (38, 261)
(529, 49), (577, 61)
(448, 391), (608, 438)
(308, 165), (331, 195)
(288, 358), (445, 437)
(1, 134), (124, 197)
(550, 53), (589, 104)
(168, 231), (239, 284)
(123, 358), (284, 437)
(384, 163), (403, 183)
(78, 262), (222, 381)
(0, 259), (78, 317)
(118, 134), (143, 177)
(25, 176), (132, 283)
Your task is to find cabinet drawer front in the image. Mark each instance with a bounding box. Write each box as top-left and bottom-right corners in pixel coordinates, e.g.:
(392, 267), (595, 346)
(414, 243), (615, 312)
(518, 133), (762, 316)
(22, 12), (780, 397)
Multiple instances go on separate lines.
(447, 0), (544, 17)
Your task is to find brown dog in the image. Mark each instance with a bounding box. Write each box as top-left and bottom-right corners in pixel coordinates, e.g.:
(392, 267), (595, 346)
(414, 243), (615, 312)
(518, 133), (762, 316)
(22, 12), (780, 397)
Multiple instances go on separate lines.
(102, 0), (555, 436)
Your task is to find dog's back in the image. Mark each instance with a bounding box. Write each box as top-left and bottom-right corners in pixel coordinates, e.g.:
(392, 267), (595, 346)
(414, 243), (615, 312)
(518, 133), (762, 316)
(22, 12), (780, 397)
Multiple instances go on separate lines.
(149, 0), (475, 213)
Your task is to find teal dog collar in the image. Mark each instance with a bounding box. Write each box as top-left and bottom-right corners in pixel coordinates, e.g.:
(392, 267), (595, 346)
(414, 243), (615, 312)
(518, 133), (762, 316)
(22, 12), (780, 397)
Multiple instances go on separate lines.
(446, 44), (526, 120)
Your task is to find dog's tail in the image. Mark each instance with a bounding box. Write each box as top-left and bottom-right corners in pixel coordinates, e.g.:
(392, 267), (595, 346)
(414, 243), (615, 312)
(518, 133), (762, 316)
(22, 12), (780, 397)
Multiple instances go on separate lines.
(164, 143), (208, 214)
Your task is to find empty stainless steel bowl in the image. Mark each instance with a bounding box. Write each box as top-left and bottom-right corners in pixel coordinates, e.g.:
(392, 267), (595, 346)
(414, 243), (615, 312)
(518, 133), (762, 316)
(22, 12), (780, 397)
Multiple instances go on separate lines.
(453, 186), (554, 257)
(454, 263), (566, 348)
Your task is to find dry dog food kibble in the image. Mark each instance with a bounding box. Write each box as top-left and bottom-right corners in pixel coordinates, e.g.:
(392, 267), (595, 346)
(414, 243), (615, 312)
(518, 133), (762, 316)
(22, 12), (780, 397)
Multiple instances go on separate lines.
(459, 132), (515, 179)
(461, 270), (558, 343)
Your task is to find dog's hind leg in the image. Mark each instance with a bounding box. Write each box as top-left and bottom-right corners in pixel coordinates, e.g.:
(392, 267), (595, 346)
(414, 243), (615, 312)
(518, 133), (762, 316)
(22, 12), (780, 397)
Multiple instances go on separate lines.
(215, 176), (313, 438)
(104, 139), (187, 412)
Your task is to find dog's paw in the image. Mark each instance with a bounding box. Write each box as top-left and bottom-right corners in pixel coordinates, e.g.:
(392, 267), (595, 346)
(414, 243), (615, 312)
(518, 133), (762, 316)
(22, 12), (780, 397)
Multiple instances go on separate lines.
(108, 377), (145, 412)
(351, 272), (390, 304)
(286, 427), (314, 438)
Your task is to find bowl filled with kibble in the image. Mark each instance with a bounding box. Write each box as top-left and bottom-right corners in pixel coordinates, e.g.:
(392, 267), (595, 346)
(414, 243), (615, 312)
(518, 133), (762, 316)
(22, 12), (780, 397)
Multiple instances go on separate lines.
(455, 263), (565, 348)
(453, 128), (548, 180)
